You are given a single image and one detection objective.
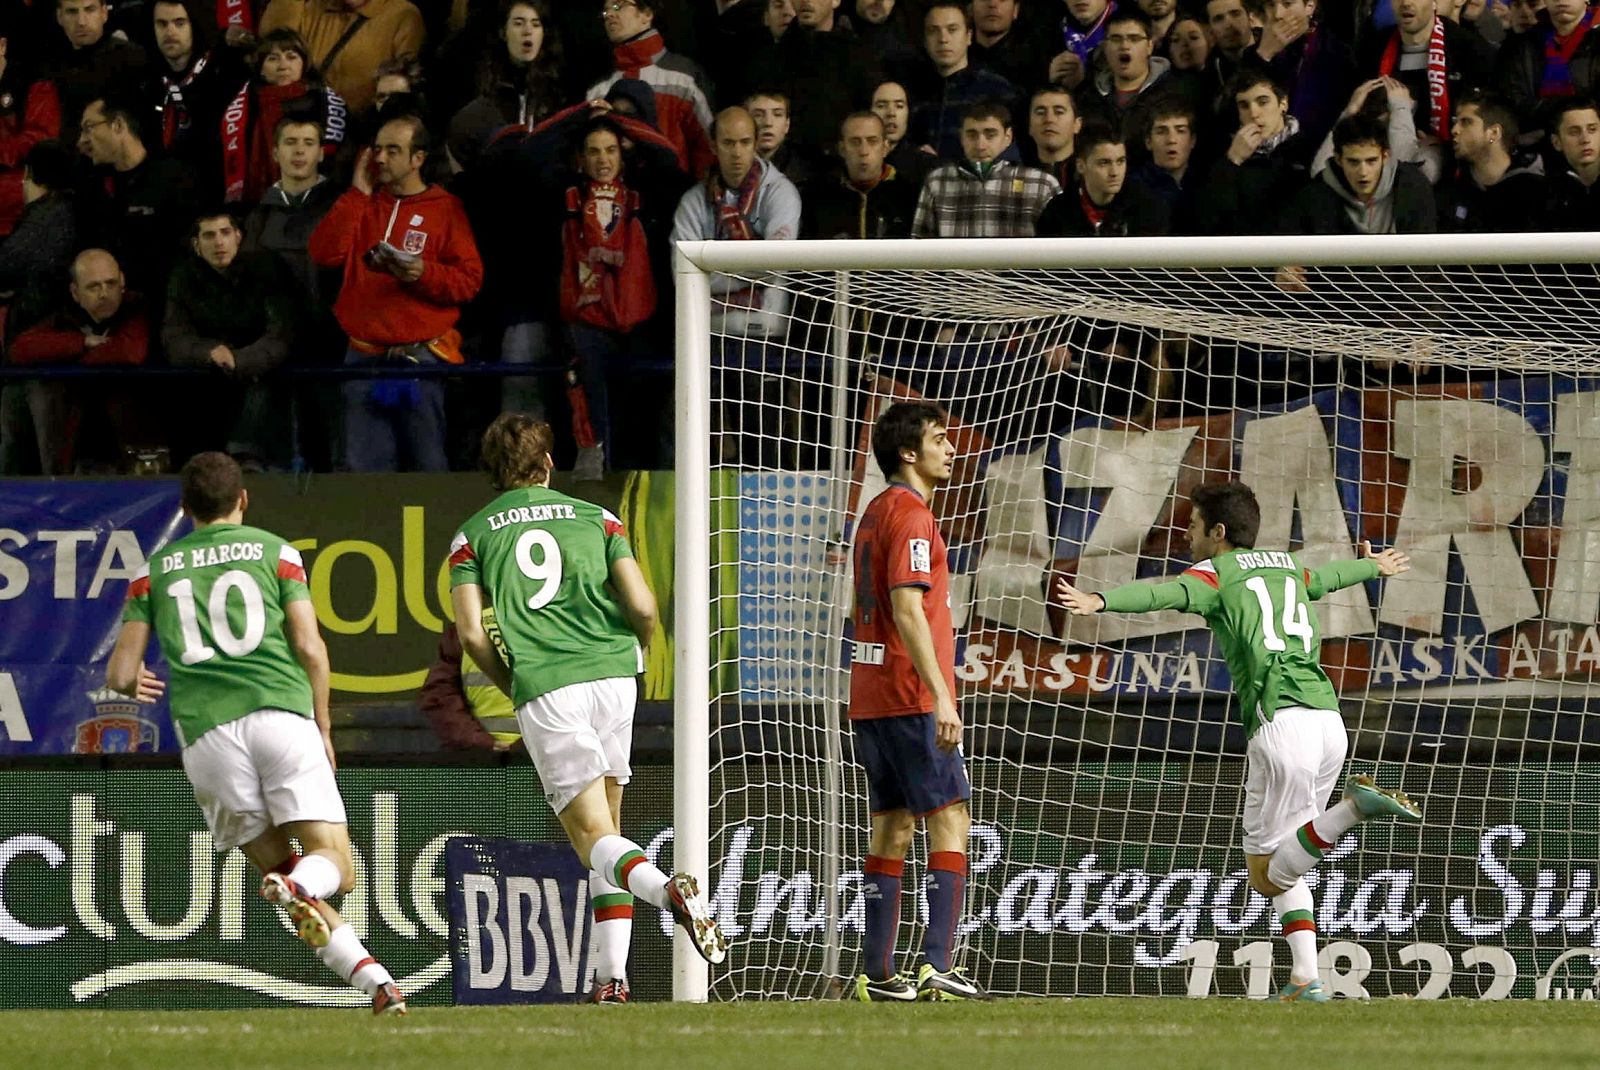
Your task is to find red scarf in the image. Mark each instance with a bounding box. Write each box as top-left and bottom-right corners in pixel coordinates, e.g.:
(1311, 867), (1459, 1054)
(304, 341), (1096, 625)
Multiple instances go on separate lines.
(559, 181), (656, 333)
(612, 29), (666, 77)
(1542, 11), (1595, 97)
(218, 0), (255, 32)
(222, 81), (335, 203)
(1380, 17), (1450, 140)
(707, 158), (765, 241)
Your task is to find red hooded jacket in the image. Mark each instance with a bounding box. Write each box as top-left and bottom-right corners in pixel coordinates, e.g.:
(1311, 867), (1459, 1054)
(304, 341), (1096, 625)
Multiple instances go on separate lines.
(308, 184), (483, 356)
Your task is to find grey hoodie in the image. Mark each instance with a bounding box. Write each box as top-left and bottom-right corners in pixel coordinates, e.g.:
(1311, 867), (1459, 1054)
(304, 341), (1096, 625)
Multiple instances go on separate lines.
(1323, 153), (1398, 234)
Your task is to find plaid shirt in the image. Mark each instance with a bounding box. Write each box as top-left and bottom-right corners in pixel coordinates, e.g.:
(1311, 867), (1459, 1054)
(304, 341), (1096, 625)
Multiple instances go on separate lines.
(912, 160), (1062, 238)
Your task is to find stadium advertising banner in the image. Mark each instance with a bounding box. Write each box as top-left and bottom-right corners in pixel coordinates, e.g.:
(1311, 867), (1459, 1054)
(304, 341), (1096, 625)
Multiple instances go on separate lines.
(1, 764), (1596, 1006)
(0, 473), (682, 756)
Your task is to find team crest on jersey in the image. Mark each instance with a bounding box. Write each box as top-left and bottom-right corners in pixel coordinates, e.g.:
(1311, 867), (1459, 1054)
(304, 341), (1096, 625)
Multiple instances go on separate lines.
(402, 229), (427, 254)
(909, 538), (931, 574)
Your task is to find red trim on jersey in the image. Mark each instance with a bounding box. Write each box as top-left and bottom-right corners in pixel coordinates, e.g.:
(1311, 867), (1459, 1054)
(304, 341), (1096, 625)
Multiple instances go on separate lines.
(1282, 917), (1317, 936)
(276, 559), (307, 584)
(1304, 568), (1313, 587)
(603, 518), (625, 537)
(126, 575), (151, 600)
(594, 904), (634, 922)
(448, 543), (476, 567)
(1182, 567), (1220, 589)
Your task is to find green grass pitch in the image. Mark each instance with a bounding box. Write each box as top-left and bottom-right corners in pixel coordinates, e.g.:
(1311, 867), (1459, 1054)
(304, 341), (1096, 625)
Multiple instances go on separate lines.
(7, 1000), (1597, 1070)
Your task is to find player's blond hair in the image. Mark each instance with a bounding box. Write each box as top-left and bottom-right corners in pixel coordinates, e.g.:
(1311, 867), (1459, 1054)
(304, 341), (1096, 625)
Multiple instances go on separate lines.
(480, 412), (554, 491)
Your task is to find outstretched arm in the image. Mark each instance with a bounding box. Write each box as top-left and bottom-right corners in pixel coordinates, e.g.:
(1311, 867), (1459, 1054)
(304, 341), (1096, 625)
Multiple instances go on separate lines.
(1055, 578), (1197, 615)
(1304, 542), (1408, 599)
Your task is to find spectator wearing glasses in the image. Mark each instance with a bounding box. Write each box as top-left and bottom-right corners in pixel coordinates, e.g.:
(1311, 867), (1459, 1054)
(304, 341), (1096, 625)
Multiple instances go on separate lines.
(589, 0), (715, 178)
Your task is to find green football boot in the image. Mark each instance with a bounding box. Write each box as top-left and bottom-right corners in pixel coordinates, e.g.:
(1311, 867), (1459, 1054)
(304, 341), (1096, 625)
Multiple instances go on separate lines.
(1345, 773), (1422, 823)
(1277, 978), (1332, 1003)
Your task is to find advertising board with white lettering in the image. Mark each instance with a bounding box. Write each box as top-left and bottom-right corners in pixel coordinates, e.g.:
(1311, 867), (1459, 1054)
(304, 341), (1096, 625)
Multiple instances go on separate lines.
(446, 837), (593, 1004)
(3, 764), (1597, 1006)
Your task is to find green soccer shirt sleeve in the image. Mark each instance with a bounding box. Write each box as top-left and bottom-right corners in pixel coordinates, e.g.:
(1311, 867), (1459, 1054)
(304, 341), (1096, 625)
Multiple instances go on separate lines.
(1099, 563), (1222, 616)
(448, 529), (482, 588)
(600, 508), (635, 564)
(121, 561), (152, 623)
(1303, 558), (1380, 600)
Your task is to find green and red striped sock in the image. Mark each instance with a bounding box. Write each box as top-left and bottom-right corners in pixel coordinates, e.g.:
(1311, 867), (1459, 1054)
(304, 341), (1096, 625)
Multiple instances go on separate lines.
(589, 870), (633, 983)
(1273, 882), (1319, 983)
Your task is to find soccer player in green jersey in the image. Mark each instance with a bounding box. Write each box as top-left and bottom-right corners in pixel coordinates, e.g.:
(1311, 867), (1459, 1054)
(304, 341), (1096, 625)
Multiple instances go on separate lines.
(107, 453), (406, 1015)
(1056, 481), (1421, 1003)
(448, 413), (727, 1002)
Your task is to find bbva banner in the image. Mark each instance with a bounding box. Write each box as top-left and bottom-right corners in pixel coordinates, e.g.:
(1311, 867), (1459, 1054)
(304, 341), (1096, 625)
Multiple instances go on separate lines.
(814, 376), (1600, 700)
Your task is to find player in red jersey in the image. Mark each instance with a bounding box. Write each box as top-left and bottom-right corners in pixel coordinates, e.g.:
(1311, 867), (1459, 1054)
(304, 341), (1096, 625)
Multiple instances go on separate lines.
(849, 400), (986, 1002)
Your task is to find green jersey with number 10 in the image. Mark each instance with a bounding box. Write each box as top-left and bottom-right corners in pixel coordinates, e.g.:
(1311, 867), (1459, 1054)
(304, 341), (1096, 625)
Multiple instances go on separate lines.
(448, 486), (641, 707)
(122, 523), (315, 748)
(1100, 549), (1380, 737)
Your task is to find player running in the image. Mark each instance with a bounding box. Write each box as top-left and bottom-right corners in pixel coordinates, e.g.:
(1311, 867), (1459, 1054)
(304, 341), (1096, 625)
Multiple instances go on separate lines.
(447, 413), (726, 1003)
(107, 453), (406, 1015)
(1056, 481), (1421, 1003)
(850, 401), (987, 1002)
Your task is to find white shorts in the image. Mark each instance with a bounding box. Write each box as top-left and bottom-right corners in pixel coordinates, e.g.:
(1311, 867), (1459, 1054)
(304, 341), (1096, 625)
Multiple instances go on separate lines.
(517, 677), (636, 814)
(1241, 706), (1348, 855)
(182, 709), (347, 851)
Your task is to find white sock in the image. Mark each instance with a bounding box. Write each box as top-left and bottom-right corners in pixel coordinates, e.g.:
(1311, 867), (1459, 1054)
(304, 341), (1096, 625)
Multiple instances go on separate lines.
(289, 853), (341, 900)
(1272, 881), (1319, 985)
(1311, 799), (1362, 845)
(589, 869), (633, 982)
(1267, 800), (1362, 888)
(589, 834), (671, 910)
(315, 923), (393, 996)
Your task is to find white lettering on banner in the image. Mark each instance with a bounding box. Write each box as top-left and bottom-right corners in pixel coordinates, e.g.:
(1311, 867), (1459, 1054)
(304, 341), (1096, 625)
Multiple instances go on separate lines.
(0, 674), (31, 742)
(1058, 424), (1201, 646)
(1383, 399), (1543, 635)
(463, 874), (507, 988)
(1549, 390), (1600, 624)
(0, 835), (65, 945)
(0, 529), (29, 599)
(37, 530), (95, 598)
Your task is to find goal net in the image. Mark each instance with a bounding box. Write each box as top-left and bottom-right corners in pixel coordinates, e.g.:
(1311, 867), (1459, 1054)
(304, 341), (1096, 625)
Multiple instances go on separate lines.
(669, 235), (1600, 1003)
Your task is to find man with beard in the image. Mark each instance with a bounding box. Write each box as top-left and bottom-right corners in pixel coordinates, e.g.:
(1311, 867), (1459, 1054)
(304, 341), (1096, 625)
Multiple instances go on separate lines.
(1361, 0), (1494, 149)
(1497, 0), (1600, 134)
(48, 0), (150, 144)
(1438, 90), (1548, 230)
(1137, 0), (1180, 51)
(144, 0), (246, 195)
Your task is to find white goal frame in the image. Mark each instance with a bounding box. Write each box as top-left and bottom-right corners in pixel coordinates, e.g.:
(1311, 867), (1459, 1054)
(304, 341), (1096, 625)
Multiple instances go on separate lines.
(668, 232), (1600, 1002)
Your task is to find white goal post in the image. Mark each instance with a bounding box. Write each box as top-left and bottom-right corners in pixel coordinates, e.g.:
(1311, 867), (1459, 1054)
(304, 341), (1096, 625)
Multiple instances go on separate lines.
(670, 234), (1600, 1004)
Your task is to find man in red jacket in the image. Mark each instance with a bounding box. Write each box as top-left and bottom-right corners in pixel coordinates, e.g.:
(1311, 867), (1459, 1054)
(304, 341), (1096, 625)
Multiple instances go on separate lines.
(309, 112), (482, 471)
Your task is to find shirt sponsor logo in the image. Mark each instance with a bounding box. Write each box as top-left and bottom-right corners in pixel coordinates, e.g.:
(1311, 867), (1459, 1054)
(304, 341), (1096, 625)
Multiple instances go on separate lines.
(853, 641), (886, 666)
(909, 538), (931, 574)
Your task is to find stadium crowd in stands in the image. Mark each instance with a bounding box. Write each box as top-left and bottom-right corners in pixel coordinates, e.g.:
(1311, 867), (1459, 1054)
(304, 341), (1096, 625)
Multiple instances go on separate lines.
(0, 0), (1589, 477)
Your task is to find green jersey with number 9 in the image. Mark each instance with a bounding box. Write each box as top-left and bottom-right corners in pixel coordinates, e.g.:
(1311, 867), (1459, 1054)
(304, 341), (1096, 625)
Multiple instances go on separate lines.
(1100, 548), (1380, 737)
(448, 486), (641, 707)
(121, 523), (315, 748)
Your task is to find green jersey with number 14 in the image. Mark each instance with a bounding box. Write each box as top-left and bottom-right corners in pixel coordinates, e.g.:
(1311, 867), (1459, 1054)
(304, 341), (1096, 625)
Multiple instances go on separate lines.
(122, 523), (315, 748)
(1100, 549), (1380, 737)
(448, 486), (641, 707)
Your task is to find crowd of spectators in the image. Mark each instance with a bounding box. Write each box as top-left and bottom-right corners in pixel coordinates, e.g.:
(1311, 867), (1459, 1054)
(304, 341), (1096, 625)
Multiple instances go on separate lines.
(0, 0), (1591, 477)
